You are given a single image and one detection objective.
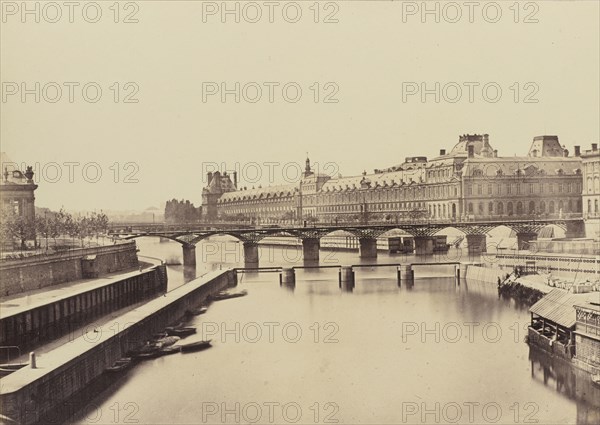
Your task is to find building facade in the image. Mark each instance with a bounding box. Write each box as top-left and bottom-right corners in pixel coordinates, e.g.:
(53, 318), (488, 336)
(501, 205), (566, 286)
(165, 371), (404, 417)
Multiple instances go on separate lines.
(0, 153), (38, 223)
(581, 143), (600, 240)
(201, 134), (584, 224)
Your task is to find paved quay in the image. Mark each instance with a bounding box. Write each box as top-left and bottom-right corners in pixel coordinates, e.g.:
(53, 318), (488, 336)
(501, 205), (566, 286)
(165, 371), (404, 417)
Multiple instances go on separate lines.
(0, 261), (157, 319)
(0, 269), (227, 394)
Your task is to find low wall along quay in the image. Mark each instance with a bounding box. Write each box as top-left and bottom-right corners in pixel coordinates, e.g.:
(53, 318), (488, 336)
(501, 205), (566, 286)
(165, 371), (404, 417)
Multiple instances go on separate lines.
(0, 269), (235, 425)
(0, 264), (169, 357)
(0, 242), (139, 296)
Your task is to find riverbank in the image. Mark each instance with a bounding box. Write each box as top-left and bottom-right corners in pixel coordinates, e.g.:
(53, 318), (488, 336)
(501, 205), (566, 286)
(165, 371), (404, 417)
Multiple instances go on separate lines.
(0, 269), (235, 425)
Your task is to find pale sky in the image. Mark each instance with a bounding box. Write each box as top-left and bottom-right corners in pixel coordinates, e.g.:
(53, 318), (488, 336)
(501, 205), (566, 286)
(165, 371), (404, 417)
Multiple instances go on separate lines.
(1, 0), (598, 211)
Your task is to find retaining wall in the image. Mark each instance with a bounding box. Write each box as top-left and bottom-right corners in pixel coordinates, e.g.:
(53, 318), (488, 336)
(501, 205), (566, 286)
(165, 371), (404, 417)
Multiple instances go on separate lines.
(0, 243), (139, 296)
(0, 269), (235, 425)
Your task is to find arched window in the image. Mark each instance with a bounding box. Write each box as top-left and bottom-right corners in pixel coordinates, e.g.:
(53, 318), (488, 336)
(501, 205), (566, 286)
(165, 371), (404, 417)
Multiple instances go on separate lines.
(528, 201), (535, 214)
(468, 203), (473, 214)
(488, 202), (494, 215)
(507, 202), (513, 216)
(549, 201), (555, 213)
(478, 203), (484, 215)
(497, 202), (504, 215)
(540, 201), (546, 213)
(589, 199), (593, 213)
(516, 201), (523, 215)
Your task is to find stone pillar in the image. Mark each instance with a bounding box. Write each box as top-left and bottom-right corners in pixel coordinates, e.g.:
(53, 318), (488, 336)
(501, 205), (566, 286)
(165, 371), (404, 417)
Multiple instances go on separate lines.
(182, 244), (196, 266)
(565, 220), (585, 238)
(243, 242), (259, 266)
(465, 234), (487, 255)
(398, 264), (413, 286)
(516, 232), (537, 250)
(280, 268), (296, 285)
(339, 266), (355, 291)
(414, 236), (434, 255)
(302, 238), (320, 262)
(359, 238), (378, 258)
(459, 263), (469, 280)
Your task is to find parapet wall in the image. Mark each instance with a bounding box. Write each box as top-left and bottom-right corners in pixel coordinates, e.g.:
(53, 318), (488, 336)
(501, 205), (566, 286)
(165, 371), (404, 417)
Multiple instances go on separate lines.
(0, 242), (139, 296)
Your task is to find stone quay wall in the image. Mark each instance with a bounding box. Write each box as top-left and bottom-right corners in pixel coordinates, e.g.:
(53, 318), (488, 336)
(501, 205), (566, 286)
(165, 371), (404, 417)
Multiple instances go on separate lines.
(0, 242), (139, 296)
(0, 269), (235, 425)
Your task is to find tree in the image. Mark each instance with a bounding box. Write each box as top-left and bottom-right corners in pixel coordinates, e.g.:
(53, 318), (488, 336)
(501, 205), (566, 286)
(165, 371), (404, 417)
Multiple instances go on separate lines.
(0, 207), (34, 250)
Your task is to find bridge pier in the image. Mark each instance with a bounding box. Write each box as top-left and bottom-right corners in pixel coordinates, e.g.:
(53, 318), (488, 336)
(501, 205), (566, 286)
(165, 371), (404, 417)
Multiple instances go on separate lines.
(397, 264), (413, 286)
(243, 242), (259, 266)
(359, 238), (378, 258)
(414, 236), (434, 255)
(302, 238), (320, 262)
(339, 266), (355, 291)
(516, 232), (537, 250)
(465, 234), (487, 255)
(565, 221), (586, 238)
(182, 244), (196, 267)
(280, 267), (296, 285)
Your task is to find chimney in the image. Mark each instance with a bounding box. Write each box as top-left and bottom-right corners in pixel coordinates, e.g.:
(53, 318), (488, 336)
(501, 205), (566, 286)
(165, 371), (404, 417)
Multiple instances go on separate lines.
(593, 143), (598, 152)
(493, 150), (498, 158)
(207, 172), (213, 184)
(574, 146), (581, 157)
(467, 145), (474, 158)
(440, 149), (446, 156)
(233, 171), (238, 188)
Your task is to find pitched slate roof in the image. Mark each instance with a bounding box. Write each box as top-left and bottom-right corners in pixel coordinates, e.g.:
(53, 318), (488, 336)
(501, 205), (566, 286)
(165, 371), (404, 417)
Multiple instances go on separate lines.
(530, 289), (599, 328)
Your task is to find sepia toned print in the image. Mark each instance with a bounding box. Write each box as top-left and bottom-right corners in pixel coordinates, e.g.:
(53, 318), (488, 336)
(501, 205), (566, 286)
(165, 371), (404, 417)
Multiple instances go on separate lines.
(1, 1), (599, 424)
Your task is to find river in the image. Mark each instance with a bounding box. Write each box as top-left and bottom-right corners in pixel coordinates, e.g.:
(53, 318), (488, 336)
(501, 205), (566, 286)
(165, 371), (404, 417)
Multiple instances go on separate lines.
(71, 237), (599, 425)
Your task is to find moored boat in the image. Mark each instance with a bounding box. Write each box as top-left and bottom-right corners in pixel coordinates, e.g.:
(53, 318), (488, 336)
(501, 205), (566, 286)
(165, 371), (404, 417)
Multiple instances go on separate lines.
(179, 340), (212, 353)
(166, 327), (196, 338)
(209, 289), (248, 301)
(105, 358), (133, 373)
(153, 336), (180, 348)
(160, 346), (182, 355)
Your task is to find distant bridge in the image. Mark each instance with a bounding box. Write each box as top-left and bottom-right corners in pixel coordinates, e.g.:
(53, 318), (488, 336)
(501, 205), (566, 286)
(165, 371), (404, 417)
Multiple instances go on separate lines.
(110, 218), (585, 267)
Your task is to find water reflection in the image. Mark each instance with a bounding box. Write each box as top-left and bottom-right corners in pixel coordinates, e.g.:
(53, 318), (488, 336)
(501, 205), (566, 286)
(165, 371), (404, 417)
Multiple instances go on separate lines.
(529, 346), (600, 424)
(66, 237), (600, 425)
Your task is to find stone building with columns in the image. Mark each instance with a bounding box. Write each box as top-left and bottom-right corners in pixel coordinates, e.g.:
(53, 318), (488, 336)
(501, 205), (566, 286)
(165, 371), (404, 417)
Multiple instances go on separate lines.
(202, 134), (584, 226)
(0, 153), (38, 247)
(0, 153), (38, 222)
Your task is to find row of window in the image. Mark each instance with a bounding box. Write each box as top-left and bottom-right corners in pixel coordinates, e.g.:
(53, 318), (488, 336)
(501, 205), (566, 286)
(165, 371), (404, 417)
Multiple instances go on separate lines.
(466, 200), (582, 215)
(465, 182), (581, 196)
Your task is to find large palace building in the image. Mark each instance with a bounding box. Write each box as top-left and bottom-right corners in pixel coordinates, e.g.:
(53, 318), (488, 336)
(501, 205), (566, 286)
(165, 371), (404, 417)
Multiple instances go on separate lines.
(202, 134), (585, 224)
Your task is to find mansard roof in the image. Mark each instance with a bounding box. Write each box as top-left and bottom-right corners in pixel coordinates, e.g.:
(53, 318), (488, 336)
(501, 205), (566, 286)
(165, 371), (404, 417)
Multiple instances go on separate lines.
(218, 183), (297, 202)
(460, 156), (582, 178)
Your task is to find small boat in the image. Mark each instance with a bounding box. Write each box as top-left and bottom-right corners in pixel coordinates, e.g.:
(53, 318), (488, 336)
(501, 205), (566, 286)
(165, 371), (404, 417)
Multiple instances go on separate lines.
(105, 358), (133, 373)
(160, 346), (181, 355)
(165, 322), (185, 332)
(166, 327), (197, 338)
(185, 306), (208, 316)
(209, 289), (248, 301)
(134, 349), (163, 360)
(592, 374), (600, 388)
(153, 336), (180, 348)
(179, 340), (212, 353)
(127, 342), (161, 358)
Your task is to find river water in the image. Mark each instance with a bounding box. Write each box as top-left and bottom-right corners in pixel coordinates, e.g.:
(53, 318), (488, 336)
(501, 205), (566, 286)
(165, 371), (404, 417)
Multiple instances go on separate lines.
(71, 237), (599, 425)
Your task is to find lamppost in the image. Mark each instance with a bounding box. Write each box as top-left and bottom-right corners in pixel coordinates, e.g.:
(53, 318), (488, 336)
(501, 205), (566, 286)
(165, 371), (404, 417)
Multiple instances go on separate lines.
(44, 211), (48, 252)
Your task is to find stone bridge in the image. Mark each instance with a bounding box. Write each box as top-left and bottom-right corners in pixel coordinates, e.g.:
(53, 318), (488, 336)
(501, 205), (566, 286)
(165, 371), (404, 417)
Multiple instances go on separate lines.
(109, 218), (585, 267)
